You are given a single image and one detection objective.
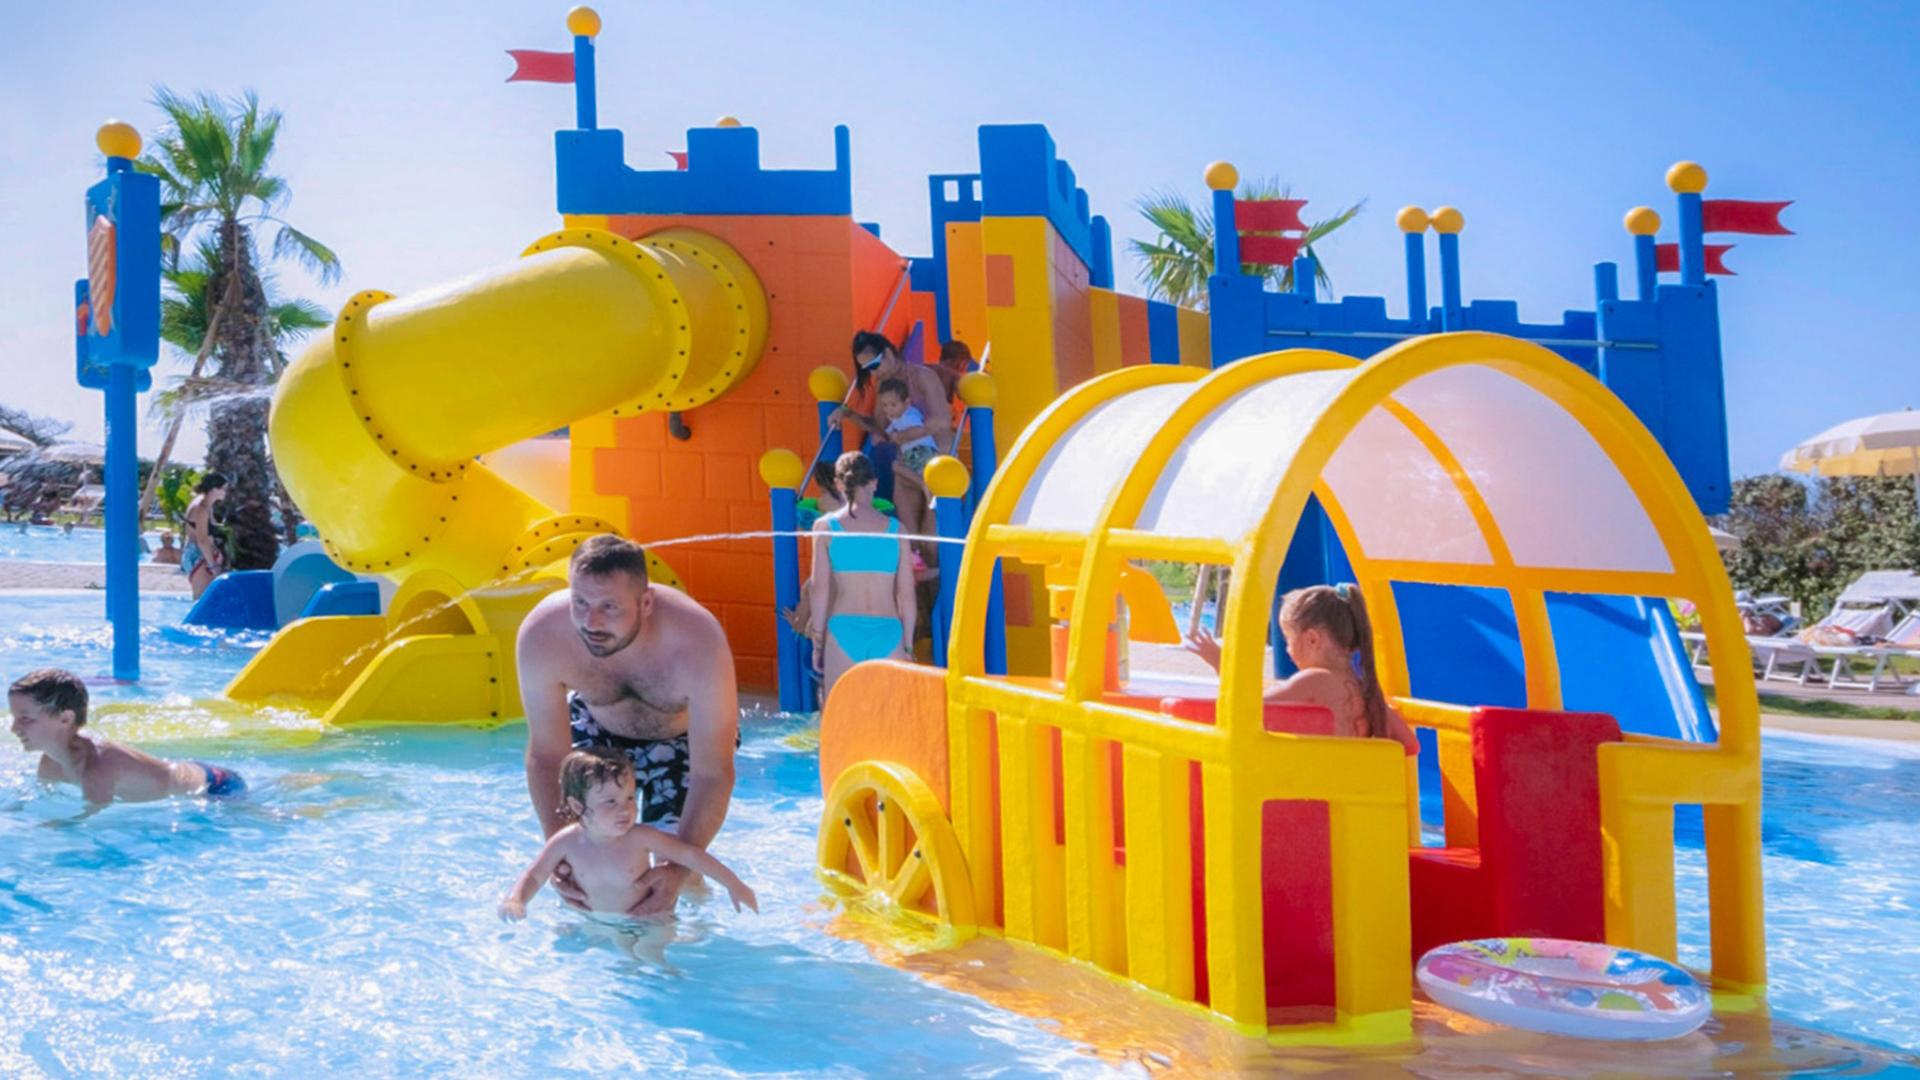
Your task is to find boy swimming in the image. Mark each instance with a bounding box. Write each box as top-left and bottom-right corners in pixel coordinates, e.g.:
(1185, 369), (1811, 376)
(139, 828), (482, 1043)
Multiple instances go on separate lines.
(9, 668), (247, 804)
(499, 747), (758, 921)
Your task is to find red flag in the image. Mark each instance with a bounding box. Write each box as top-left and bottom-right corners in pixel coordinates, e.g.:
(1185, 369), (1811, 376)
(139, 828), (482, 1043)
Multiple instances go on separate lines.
(1655, 242), (1736, 275)
(1238, 234), (1306, 266)
(506, 49), (575, 83)
(1235, 198), (1308, 233)
(1701, 199), (1793, 235)
(667, 151), (688, 170)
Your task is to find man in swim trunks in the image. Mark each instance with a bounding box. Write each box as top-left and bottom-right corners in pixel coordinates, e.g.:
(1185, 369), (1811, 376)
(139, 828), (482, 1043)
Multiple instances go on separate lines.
(516, 534), (740, 917)
(10, 668), (246, 805)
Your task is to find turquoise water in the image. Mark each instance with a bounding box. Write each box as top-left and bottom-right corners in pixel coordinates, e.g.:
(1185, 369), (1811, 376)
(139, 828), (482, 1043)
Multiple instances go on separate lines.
(0, 526), (167, 565)
(2, 592), (1918, 1075)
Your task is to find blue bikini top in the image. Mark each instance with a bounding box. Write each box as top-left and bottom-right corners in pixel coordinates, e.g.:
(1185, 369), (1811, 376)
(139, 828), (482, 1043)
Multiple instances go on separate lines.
(827, 515), (901, 575)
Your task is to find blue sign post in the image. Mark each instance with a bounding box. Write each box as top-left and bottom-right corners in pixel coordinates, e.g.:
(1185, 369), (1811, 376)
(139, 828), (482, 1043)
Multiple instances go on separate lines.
(78, 122), (160, 681)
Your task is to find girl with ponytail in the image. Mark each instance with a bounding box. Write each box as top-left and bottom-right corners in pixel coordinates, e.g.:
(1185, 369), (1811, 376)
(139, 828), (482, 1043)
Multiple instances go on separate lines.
(1184, 582), (1418, 753)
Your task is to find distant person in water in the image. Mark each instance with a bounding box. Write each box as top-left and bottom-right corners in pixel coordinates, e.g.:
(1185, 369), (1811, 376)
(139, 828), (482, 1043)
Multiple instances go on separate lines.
(9, 668), (245, 805)
(151, 531), (182, 566)
(516, 534), (741, 917)
(181, 472), (228, 599)
(499, 748), (757, 922)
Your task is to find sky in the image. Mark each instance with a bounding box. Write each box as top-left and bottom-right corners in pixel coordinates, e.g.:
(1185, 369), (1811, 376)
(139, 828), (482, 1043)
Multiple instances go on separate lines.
(2, 1), (1916, 478)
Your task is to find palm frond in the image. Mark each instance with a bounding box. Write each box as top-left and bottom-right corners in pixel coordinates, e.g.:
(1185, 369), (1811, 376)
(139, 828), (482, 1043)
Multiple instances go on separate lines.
(268, 222), (342, 284)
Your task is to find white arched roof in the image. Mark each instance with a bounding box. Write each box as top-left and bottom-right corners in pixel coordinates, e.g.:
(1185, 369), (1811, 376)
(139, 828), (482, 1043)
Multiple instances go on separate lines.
(1004, 358), (1672, 575)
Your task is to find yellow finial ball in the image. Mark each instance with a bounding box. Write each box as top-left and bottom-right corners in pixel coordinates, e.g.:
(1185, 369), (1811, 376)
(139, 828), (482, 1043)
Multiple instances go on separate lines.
(807, 365), (848, 403)
(1394, 206), (1430, 233)
(1666, 161), (1708, 194)
(1623, 206), (1662, 236)
(565, 6), (601, 36)
(956, 371), (997, 409)
(96, 120), (141, 160)
(758, 448), (805, 490)
(715, 116), (743, 128)
(1429, 206), (1465, 234)
(1203, 161), (1239, 192)
(924, 455), (971, 500)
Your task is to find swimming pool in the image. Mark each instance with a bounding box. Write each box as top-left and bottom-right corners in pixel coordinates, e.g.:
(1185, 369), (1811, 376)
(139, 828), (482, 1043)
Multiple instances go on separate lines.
(2, 593), (1917, 1075)
(0, 526), (165, 565)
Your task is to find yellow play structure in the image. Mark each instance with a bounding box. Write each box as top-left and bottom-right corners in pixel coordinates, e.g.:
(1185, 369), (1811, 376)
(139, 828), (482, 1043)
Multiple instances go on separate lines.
(228, 227), (765, 723)
(816, 332), (1764, 1044)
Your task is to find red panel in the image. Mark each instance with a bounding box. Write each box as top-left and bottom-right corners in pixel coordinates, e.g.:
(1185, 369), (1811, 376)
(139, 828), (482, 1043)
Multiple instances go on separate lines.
(1238, 235), (1305, 267)
(1163, 697), (1337, 1014)
(1234, 198), (1307, 232)
(1472, 707), (1619, 940)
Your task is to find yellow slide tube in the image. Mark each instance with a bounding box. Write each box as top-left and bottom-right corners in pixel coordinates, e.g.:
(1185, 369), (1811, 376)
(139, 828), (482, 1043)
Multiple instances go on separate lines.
(228, 228), (767, 724)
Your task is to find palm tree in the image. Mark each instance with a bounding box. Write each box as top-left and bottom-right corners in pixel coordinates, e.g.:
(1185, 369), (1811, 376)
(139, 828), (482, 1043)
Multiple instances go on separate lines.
(136, 88), (340, 570)
(152, 237), (328, 546)
(1132, 178), (1364, 309)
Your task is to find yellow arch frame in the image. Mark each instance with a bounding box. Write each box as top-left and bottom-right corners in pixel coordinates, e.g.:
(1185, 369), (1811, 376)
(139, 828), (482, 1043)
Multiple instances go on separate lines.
(943, 333), (1764, 1044)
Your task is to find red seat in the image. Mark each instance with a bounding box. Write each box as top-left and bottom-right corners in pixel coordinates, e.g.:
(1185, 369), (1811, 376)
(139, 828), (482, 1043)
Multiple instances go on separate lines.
(1408, 707), (1622, 958)
(1163, 698), (1336, 1015)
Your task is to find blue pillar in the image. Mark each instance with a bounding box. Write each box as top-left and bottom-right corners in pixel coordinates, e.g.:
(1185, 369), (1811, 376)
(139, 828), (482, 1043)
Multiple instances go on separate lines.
(82, 129), (158, 682)
(104, 364), (139, 680)
(1677, 191), (1705, 287)
(1594, 261), (1620, 304)
(964, 404), (1007, 673)
(572, 35), (597, 130)
(1292, 255), (1315, 298)
(932, 489), (966, 667)
(1633, 235), (1659, 301)
(1212, 187), (1240, 275)
(1403, 230), (1428, 325)
(1438, 233), (1463, 330)
(769, 485), (805, 712)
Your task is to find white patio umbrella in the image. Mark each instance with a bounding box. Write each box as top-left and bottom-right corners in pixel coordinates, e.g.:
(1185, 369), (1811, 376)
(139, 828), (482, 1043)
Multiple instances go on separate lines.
(41, 441), (106, 465)
(0, 428), (33, 455)
(1708, 525), (1741, 553)
(1783, 407), (1920, 485)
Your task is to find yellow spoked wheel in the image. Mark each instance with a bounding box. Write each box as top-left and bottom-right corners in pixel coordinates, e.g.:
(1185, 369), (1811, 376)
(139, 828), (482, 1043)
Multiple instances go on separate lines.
(818, 761), (976, 931)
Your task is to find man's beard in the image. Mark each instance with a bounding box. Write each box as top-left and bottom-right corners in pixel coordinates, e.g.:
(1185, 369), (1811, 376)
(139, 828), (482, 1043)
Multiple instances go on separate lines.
(580, 625), (639, 658)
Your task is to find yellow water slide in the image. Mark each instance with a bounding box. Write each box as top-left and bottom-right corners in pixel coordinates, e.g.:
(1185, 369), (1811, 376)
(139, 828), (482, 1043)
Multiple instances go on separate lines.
(226, 228), (768, 724)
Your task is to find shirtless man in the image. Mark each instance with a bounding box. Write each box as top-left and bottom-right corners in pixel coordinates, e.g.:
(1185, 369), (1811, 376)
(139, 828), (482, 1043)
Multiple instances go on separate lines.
(516, 534), (740, 917)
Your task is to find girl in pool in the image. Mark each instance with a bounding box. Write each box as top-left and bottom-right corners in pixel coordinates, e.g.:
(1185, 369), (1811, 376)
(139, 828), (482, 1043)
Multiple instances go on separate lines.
(1184, 583), (1419, 753)
(806, 452), (916, 697)
(499, 748), (757, 921)
(181, 471), (228, 599)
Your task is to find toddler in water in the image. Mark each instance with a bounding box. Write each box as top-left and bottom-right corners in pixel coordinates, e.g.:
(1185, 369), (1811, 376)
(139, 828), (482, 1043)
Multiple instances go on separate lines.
(875, 378), (938, 478)
(499, 748), (758, 921)
(9, 668), (247, 804)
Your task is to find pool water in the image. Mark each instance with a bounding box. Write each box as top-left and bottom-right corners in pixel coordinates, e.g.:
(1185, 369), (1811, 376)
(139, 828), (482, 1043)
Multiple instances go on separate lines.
(0, 526), (168, 566)
(2, 593), (1918, 1076)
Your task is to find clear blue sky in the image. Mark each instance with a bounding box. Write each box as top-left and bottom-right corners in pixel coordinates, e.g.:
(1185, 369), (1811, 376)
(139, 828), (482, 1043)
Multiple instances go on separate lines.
(3, 1), (1915, 477)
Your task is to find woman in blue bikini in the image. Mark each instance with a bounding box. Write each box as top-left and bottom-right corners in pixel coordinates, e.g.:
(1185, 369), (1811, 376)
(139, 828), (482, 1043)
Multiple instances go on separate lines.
(806, 452), (917, 698)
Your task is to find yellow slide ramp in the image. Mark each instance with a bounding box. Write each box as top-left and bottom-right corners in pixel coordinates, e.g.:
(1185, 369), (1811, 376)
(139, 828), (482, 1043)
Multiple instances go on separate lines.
(227, 228), (767, 725)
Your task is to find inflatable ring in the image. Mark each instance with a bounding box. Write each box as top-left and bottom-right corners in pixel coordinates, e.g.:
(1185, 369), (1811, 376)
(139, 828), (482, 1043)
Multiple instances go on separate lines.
(1417, 938), (1711, 1041)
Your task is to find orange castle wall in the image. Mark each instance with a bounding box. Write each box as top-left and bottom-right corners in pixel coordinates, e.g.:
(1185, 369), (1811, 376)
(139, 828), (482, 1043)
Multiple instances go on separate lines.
(585, 213), (907, 692)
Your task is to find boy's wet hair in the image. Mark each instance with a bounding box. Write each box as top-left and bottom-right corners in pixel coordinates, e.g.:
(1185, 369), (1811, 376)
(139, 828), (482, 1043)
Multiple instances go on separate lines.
(570, 533), (650, 583)
(559, 747), (634, 817)
(8, 668), (89, 727)
(876, 378), (910, 401)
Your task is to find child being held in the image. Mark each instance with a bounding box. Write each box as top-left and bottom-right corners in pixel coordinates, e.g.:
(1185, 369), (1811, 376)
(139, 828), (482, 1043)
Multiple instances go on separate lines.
(499, 748), (758, 921)
(875, 378), (939, 477)
(9, 668), (247, 804)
